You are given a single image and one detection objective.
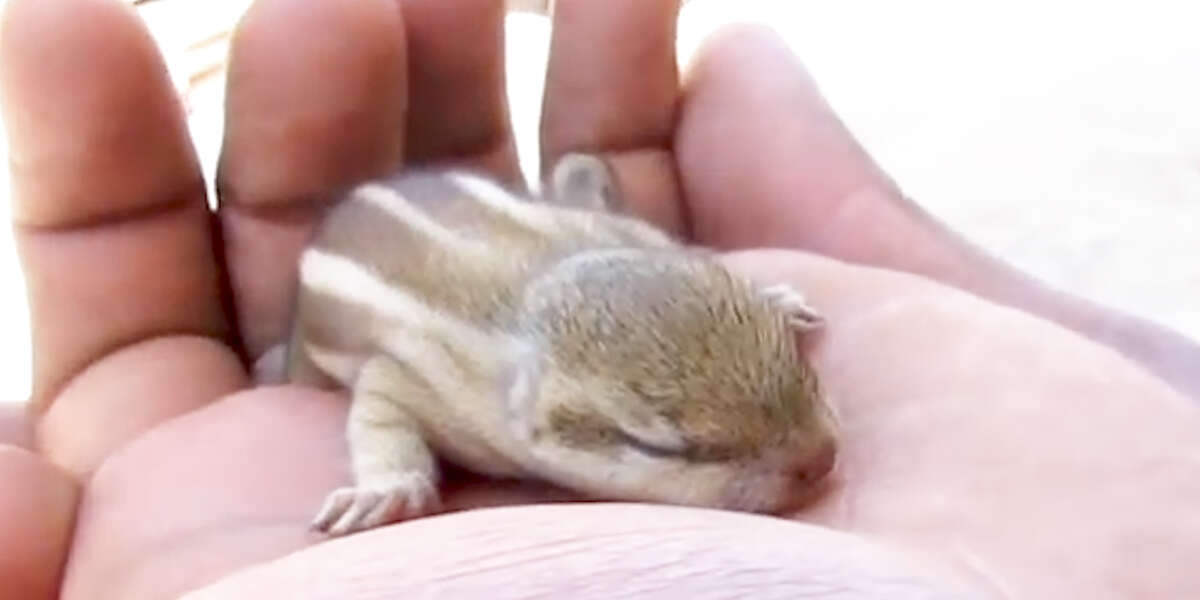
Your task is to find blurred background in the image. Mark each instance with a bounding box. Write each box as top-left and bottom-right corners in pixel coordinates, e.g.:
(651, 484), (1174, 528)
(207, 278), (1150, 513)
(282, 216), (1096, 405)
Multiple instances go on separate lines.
(0, 0), (1197, 403)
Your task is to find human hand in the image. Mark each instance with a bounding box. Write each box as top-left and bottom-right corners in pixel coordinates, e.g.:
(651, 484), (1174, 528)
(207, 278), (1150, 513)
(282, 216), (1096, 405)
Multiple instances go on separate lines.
(2, 1), (1198, 599)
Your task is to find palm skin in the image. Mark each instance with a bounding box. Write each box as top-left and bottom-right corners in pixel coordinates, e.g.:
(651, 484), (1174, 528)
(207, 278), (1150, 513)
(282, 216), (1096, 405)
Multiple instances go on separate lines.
(1, 1), (1198, 599)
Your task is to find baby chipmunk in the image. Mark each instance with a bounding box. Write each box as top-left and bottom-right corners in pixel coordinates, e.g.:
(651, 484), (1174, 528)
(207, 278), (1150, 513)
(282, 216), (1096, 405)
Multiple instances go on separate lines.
(278, 153), (839, 536)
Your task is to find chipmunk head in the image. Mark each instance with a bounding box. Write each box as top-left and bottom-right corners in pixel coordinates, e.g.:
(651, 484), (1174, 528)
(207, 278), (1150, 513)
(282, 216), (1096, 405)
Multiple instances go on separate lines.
(511, 248), (838, 513)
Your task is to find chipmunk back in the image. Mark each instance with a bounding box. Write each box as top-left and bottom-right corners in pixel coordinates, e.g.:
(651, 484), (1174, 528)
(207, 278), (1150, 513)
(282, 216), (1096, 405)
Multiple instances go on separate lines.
(285, 154), (838, 536)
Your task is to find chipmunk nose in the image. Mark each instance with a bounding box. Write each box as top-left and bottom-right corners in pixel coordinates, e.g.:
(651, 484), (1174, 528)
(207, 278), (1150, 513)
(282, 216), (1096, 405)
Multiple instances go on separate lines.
(771, 438), (838, 513)
(793, 437), (837, 484)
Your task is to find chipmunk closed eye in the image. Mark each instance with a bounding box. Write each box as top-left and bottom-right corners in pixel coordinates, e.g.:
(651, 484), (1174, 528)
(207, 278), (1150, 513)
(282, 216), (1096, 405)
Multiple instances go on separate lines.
(280, 151), (837, 536)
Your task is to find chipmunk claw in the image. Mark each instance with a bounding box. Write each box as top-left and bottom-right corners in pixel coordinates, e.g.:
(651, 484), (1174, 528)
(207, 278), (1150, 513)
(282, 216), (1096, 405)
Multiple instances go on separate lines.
(311, 474), (440, 537)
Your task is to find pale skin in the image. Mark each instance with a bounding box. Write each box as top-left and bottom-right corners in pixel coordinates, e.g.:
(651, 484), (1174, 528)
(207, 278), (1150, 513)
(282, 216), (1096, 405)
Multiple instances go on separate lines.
(1, 0), (1199, 599)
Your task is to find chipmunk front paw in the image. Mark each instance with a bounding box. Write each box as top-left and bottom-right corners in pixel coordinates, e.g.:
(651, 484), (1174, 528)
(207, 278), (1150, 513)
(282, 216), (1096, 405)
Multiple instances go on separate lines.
(310, 473), (440, 536)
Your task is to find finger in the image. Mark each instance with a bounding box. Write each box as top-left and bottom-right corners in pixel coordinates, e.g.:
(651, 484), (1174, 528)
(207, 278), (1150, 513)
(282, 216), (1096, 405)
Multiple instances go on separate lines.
(36, 337), (247, 480)
(398, 0), (521, 182)
(216, 0), (407, 358)
(59, 388), (348, 599)
(678, 26), (1200, 400)
(0, 404), (32, 449)
(183, 504), (962, 599)
(0, 0), (230, 410)
(0, 448), (78, 600)
(676, 25), (903, 255)
(540, 0), (687, 236)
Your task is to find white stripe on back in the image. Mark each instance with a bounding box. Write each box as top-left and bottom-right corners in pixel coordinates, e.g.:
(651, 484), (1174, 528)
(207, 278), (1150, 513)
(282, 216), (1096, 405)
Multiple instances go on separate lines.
(447, 172), (559, 235)
(300, 248), (438, 328)
(303, 342), (364, 386)
(298, 247), (519, 377)
(353, 183), (466, 249)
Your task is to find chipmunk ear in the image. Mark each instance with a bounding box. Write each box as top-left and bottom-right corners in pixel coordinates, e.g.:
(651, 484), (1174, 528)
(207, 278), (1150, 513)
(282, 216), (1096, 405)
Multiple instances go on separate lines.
(612, 412), (689, 458)
(547, 153), (622, 212)
(758, 283), (825, 332)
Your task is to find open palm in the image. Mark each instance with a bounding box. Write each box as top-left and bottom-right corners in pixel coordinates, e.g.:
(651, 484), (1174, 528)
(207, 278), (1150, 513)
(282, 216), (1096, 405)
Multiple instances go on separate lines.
(2, 1), (1198, 599)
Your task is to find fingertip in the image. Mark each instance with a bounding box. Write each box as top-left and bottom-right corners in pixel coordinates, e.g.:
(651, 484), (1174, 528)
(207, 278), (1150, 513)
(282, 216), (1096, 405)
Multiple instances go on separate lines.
(398, 0), (520, 181)
(540, 0), (686, 235)
(541, 0), (681, 157)
(60, 387), (347, 599)
(0, 0), (201, 228)
(676, 22), (891, 251)
(36, 336), (248, 480)
(219, 0), (408, 208)
(684, 22), (808, 82)
(0, 446), (79, 600)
